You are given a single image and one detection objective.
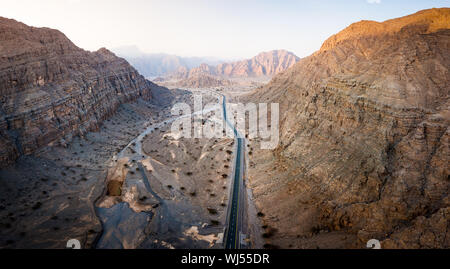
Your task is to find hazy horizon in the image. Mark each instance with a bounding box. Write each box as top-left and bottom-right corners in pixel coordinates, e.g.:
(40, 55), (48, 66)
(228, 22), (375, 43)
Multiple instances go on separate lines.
(1, 0), (449, 59)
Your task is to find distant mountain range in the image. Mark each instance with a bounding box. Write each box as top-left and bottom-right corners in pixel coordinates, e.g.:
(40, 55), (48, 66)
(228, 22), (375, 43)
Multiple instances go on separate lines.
(156, 49), (300, 88)
(112, 46), (226, 79)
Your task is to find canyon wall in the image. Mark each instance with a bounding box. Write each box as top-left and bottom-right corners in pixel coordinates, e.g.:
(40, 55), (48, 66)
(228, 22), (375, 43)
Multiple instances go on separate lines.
(0, 18), (165, 167)
(246, 8), (449, 248)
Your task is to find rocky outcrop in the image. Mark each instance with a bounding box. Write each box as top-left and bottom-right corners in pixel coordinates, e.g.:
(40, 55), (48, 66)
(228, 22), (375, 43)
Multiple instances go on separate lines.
(0, 18), (163, 167)
(245, 8), (449, 248)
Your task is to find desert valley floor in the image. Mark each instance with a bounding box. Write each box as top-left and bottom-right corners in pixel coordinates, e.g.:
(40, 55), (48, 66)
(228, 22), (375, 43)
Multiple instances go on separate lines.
(0, 86), (267, 249)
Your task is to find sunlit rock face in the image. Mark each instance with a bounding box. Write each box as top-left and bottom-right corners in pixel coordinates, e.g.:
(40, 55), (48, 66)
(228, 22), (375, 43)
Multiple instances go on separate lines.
(245, 8), (449, 249)
(213, 50), (300, 77)
(159, 50), (300, 88)
(0, 17), (161, 167)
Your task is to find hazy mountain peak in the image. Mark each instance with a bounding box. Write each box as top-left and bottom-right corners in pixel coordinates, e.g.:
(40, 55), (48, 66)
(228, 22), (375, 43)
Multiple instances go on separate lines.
(112, 46), (227, 79)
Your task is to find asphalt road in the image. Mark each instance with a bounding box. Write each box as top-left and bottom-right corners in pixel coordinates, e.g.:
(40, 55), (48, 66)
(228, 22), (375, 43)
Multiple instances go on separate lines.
(222, 96), (246, 249)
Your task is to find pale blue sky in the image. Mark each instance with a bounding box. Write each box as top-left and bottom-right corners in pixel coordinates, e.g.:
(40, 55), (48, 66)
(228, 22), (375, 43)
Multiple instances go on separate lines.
(1, 0), (449, 59)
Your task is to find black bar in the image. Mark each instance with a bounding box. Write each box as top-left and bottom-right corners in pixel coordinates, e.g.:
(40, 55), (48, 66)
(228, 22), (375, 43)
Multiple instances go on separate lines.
(0, 249), (447, 268)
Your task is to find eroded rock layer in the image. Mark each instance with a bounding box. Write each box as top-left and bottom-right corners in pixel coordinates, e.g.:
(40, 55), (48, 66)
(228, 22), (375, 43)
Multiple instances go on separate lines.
(0, 18), (161, 167)
(246, 8), (449, 248)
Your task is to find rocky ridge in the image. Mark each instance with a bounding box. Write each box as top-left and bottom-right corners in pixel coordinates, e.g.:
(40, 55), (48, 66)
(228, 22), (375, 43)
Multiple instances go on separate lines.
(0, 17), (166, 167)
(245, 8), (449, 249)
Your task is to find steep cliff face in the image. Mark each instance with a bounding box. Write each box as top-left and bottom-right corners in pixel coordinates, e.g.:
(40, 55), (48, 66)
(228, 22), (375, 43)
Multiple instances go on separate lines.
(0, 18), (162, 167)
(246, 8), (449, 248)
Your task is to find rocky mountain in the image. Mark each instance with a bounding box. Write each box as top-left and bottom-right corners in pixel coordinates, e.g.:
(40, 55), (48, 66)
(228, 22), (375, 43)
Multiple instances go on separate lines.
(0, 18), (168, 167)
(158, 50), (300, 88)
(112, 46), (225, 79)
(245, 8), (449, 248)
(213, 50), (300, 77)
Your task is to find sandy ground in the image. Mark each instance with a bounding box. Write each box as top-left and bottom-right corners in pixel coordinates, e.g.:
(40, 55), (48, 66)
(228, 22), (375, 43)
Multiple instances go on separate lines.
(0, 85), (268, 249)
(0, 88), (249, 249)
(93, 95), (236, 248)
(0, 93), (188, 249)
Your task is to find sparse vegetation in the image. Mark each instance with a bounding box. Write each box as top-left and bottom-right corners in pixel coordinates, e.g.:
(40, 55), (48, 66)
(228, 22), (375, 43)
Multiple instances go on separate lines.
(207, 208), (218, 215)
(210, 220), (220, 226)
(262, 227), (278, 238)
(31, 202), (42, 210)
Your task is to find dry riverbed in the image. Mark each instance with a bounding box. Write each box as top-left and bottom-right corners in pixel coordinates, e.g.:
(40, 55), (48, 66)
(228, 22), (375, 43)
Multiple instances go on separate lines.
(0, 89), (239, 249)
(0, 92), (187, 248)
(93, 90), (235, 249)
